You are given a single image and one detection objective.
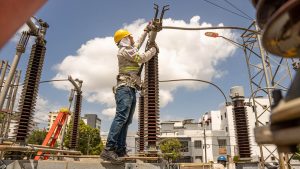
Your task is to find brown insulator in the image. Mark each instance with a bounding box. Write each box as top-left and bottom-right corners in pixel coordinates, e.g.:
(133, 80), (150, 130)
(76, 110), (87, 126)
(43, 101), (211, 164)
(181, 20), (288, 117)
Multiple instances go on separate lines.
(15, 43), (46, 144)
(144, 54), (160, 153)
(69, 93), (82, 149)
(232, 99), (251, 158)
(138, 94), (145, 153)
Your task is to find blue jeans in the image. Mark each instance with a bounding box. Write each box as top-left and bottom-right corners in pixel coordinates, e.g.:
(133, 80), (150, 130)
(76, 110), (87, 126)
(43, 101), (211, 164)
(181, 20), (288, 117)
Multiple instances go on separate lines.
(106, 86), (136, 151)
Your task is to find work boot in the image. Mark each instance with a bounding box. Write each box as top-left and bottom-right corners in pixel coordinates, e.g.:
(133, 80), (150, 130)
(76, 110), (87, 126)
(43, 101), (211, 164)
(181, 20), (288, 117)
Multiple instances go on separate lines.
(116, 147), (129, 157)
(118, 151), (129, 157)
(100, 148), (124, 164)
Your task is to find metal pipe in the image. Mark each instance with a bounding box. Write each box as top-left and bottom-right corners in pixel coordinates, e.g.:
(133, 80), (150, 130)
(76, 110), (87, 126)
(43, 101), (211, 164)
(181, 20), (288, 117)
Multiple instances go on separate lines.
(0, 145), (81, 155)
(4, 70), (21, 138)
(68, 76), (81, 92)
(162, 26), (260, 34)
(0, 70), (17, 137)
(0, 32), (29, 111)
(0, 52), (22, 110)
(0, 61), (8, 92)
(26, 19), (38, 35)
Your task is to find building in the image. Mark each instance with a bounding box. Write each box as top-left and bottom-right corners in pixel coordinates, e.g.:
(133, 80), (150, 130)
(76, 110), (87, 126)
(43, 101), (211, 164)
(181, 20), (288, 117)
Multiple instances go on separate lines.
(101, 131), (137, 155)
(159, 87), (278, 163)
(47, 111), (59, 131)
(82, 114), (101, 131)
(160, 116), (228, 163)
(220, 88), (278, 162)
(47, 111), (71, 144)
(8, 119), (39, 139)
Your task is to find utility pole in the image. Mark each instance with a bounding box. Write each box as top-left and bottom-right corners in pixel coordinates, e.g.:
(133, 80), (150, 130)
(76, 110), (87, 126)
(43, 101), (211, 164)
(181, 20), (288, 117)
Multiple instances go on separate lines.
(204, 122), (207, 163)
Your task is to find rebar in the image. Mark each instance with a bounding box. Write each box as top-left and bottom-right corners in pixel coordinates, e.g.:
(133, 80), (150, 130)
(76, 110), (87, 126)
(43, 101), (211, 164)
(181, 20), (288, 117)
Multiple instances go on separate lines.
(15, 43), (46, 143)
(69, 93), (82, 149)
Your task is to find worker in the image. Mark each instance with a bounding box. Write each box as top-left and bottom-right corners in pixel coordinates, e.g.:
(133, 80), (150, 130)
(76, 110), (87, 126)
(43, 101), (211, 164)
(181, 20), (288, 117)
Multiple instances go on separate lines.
(100, 23), (159, 164)
(217, 156), (227, 167)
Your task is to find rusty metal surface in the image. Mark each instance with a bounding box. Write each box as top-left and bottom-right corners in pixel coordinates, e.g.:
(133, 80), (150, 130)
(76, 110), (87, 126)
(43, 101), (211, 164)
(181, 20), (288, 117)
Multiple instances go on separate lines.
(232, 99), (251, 158)
(15, 43), (46, 143)
(69, 93), (82, 149)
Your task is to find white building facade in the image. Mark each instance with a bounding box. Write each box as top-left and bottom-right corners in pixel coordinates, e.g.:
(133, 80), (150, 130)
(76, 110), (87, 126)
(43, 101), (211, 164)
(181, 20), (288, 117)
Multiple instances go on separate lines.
(160, 97), (278, 163)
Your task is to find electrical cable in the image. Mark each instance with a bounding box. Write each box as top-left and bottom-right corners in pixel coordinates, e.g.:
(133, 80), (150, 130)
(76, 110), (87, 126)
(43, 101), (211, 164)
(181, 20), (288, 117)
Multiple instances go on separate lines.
(0, 78), (69, 87)
(201, 0), (252, 21)
(223, 0), (254, 20)
(162, 26), (259, 34)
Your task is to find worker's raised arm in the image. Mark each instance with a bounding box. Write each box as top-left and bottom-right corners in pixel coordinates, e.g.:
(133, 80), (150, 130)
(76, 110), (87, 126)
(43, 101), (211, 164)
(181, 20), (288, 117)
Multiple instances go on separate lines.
(134, 22), (154, 50)
(120, 46), (157, 63)
(134, 31), (147, 50)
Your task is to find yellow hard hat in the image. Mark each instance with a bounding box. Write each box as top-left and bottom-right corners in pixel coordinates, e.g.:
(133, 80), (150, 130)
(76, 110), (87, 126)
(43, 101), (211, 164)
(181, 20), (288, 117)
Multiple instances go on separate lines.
(114, 29), (131, 43)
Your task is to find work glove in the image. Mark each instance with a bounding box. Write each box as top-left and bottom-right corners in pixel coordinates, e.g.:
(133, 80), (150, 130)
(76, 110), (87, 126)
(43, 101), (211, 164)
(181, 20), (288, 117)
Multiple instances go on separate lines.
(144, 21), (154, 33)
(148, 42), (159, 54)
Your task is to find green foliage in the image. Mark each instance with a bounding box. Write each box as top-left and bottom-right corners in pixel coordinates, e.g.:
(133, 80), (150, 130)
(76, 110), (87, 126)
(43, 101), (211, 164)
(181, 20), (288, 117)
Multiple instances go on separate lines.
(64, 119), (103, 155)
(27, 129), (47, 145)
(159, 138), (182, 163)
(233, 155), (240, 163)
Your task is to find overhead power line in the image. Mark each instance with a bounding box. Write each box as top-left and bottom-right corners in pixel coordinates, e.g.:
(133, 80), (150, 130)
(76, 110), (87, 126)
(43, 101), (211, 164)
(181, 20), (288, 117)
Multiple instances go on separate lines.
(223, 0), (254, 20)
(201, 0), (252, 21)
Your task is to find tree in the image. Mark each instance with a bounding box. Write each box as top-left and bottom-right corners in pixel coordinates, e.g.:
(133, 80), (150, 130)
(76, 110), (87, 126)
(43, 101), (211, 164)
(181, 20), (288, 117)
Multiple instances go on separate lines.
(159, 138), (182, 163)
(27, 129), (47, 145)
(64, 119), (104, 155)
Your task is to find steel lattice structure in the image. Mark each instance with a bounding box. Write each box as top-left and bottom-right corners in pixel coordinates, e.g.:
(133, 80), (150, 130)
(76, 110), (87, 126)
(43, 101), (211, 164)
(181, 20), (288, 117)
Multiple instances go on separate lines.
(241, 21), (294, 168)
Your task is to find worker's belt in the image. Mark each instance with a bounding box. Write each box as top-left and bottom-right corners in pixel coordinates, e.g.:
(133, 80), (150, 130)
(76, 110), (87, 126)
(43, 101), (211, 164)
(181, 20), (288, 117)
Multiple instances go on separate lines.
(112, 74), (141, 93)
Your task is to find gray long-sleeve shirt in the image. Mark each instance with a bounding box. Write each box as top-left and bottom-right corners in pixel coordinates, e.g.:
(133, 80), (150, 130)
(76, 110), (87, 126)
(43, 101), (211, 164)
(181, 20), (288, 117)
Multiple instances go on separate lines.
(116, 31), (157, 88)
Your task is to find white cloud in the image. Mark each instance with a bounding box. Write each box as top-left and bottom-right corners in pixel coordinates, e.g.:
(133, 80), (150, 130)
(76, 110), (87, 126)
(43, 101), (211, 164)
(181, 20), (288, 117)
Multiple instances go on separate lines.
(34, 96), (61, 127)
(52, 16), (237, 119)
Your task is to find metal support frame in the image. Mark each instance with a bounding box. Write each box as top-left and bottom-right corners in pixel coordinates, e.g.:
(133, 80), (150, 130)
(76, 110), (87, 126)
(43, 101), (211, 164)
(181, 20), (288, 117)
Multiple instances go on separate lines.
(0, 70), (21, 138)
(241, 21), (293, 169)
(68, 76), (83, 150)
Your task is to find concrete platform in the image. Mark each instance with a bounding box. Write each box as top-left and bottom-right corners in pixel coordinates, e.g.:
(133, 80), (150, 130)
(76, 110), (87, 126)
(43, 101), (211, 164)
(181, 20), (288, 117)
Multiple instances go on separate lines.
(0, 160), (165, 169)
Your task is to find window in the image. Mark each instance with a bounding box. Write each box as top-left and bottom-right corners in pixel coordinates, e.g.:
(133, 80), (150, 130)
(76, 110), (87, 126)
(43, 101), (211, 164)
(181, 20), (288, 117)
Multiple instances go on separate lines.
(271, 156), (276, 161)
(218, 139), (226, 148)
(224, 112), (227, 118)
(180, 141), (189, 152)
(221, 115), (223, 120)
(194, 140), (202, 149)
(195, 156), (203, 162)
(225, 127), (228, 132)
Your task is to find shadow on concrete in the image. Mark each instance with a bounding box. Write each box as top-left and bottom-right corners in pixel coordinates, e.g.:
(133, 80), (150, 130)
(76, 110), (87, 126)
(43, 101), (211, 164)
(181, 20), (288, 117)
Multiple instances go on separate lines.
(100, 162), (125, 169)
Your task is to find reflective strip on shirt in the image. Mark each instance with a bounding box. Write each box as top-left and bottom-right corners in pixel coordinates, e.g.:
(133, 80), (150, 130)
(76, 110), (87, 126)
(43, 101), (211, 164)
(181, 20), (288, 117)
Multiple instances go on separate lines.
(120, 66), (139, 73)
(134, 54), (141, 63)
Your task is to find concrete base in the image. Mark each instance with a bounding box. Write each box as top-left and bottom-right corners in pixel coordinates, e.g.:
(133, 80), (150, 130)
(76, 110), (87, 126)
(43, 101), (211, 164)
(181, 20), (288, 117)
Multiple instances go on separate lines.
(0, 160), (165, 169)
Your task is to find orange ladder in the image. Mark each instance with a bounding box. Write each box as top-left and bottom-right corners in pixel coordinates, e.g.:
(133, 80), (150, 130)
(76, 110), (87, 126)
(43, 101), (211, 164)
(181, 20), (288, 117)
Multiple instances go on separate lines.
(34, 108), (69, 160)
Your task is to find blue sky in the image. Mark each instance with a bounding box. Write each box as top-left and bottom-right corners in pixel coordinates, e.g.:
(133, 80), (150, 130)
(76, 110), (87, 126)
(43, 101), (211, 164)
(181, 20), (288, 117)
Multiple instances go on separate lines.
(0, 1), (257, 132)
